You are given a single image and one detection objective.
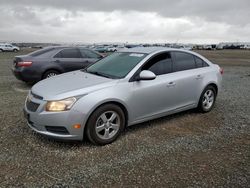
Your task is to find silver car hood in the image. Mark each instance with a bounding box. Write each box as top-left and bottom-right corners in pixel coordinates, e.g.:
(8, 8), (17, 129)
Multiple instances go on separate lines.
(31, 71), (118, 100)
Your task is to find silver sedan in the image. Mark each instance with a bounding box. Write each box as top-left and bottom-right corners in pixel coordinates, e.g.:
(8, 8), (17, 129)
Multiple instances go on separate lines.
(24, 47), (223, 145)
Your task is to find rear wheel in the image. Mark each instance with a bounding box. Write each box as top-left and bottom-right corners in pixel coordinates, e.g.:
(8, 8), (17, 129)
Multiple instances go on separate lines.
(198, 85), (216, 112)
(86, 104), (125, 145)
(0, 49), (3, 52)
(43, 70), (60, 79)
(13, 49), (18, 52)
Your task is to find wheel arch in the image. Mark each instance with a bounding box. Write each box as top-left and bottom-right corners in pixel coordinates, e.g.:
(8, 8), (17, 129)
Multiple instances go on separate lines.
(198, 82), (218, 105)
(205, 82), (218, 95)
(83, 100), (129, 138)
(42, 68), (62, 79)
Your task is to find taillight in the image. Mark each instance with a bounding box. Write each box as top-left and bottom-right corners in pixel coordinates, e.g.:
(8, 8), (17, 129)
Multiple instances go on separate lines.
(219, 67), (224, 75)
(17, 61), (33, 67)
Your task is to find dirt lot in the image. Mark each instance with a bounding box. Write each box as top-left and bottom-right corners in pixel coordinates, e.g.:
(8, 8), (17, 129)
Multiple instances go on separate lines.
(0, 49), (249, 187)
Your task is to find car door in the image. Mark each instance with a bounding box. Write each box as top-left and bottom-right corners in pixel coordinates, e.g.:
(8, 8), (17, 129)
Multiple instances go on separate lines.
(5, 45), (12, 51)
(129, 52), (178, 121)
(170, 51), (204, 109)
(53, 48), (88, 72)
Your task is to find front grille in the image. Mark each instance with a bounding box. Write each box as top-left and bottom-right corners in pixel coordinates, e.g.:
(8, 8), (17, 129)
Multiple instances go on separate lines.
(31, 91), (43, 100)
(45, 126), (69, 135)
(26, 100), (40, 112)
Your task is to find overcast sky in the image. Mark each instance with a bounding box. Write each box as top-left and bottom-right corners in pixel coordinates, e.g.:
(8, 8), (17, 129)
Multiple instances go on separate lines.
(0, 0), (249, 44)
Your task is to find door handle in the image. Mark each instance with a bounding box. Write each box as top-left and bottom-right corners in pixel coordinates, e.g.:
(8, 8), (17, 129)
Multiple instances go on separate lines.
(53, 60), (60, 63)
(167, 81), (176, 87)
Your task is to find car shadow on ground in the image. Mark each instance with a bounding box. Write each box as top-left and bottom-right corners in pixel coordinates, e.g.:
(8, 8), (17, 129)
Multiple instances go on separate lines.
(11, 81), (32, 92)
(124, 109), (197, 133)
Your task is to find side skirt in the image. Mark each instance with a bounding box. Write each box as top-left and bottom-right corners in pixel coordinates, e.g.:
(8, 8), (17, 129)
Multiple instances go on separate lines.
(128, 103), (197, 126)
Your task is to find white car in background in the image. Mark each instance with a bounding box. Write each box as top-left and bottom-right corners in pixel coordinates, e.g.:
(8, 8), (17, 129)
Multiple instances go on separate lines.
(107, 45), (128, 52)
(0, 43), (20, 52)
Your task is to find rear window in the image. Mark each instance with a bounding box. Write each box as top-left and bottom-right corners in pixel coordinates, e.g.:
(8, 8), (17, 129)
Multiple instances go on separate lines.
(194, 56), (209, 68)
(80, 49), (102, 59)
(28, 47), (54, 57)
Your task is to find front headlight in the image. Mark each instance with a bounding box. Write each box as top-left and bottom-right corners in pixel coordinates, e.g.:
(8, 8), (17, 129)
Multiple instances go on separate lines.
(45, 97), (77, 112)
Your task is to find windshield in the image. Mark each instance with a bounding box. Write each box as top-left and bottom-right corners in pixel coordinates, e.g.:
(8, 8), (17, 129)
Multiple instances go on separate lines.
(86, 52), (147, 79)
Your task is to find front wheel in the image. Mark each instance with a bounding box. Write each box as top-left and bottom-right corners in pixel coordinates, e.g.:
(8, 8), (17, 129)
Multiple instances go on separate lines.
(86, 104), (125, 145)
(198, 86), (217, 113)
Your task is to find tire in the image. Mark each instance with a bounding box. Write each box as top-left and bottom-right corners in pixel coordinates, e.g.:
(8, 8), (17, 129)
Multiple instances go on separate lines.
(13, 49), (18, 52)
(198, 85), (217, 113)
(0, 49), (3, 52)
(42, 70), (60, 79)
(86, 104), (125, 145)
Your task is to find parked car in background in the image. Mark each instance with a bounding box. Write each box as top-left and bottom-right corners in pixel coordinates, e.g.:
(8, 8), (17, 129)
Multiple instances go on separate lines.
(23, 47), (222, 145)
(107, 46), (117, 52)
(106, 45), (128, 52)
(12, 46), (103, 83)
(241, 44), (250, 50)
(92, 46), (109, 53)
(0, 43), (20, 52)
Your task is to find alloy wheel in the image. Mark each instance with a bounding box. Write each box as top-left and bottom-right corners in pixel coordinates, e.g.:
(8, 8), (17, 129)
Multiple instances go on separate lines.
(202, 89), (214, 110)
(95, 111), (121, 140)
(46, 72), (58, 78)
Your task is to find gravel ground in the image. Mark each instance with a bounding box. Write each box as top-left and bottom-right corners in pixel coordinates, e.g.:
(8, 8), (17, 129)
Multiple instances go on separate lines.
(0, 50), (250, 187)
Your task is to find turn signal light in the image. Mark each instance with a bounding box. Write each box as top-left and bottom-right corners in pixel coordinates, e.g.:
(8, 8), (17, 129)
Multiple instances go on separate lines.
(73, 124), (81, 129)
(219, 67), (224, 75)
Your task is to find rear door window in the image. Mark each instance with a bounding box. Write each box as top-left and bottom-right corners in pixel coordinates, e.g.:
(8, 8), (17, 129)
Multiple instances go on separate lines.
(55, 48), (82, 58)
(172, 52), (196, 72)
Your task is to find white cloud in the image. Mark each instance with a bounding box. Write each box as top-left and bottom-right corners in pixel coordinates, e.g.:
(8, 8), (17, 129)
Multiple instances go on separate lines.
(0, 1), (249, 43)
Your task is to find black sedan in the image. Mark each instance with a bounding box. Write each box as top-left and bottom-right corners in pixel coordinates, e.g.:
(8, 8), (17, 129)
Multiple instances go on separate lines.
(12, 46), (103, 83)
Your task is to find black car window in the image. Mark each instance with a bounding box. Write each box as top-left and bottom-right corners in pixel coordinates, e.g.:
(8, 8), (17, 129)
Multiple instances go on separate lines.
(194, 56), (209, 68)
(55, 48), (82, 58)
(173, 52), (196, 72)
(80, 49), (101, 59)
(142, 52), (172, 75)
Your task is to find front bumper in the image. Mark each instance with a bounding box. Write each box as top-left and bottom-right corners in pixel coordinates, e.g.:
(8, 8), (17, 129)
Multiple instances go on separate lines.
(23, 92), (86, 141)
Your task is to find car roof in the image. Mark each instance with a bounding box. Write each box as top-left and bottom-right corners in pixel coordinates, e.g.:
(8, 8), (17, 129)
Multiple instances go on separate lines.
(119, 47), (211, 63)
(121, 47), (177, 54)
(42, 46), (89, 49)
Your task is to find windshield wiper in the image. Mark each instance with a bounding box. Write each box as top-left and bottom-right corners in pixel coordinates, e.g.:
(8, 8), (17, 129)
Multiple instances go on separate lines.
(86, 70), (114, 79)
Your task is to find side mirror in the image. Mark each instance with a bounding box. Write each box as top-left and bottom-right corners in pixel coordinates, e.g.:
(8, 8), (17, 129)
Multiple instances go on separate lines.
(138, 70), (156, 81)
